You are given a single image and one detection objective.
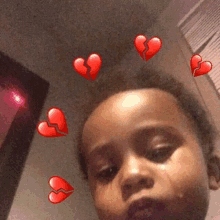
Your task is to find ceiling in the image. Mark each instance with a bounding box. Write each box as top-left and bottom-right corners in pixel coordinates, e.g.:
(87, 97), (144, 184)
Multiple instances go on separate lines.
(3, 0), (172, 69)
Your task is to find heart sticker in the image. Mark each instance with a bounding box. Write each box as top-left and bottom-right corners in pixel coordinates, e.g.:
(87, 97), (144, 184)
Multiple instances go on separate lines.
(134, 35), (162, 61)
(48, 176), (74, 204)
(49, 176), (74, 192)
(73, 53), (102, 81)
(48, 191), (73, 204)
(37, 107), (68, 137)
(190, 54), (212, 77)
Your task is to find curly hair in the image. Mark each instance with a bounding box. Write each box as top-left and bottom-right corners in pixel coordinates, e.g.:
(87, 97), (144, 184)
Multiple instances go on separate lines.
(75, 65), (219, 181)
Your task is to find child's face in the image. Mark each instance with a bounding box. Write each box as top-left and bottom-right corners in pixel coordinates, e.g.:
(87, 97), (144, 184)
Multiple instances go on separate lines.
(82, 89), (217, 220)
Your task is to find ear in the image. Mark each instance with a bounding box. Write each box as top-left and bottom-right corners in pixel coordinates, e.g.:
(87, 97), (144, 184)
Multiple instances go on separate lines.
(207, 155), (220, 190)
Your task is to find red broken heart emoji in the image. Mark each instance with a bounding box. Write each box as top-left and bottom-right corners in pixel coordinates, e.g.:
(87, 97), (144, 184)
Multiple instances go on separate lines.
(134, 35), (162, 61)
(48, 176), (74, 204)
(73, 53), (102, 81)
(190, 54), (212, 77)
(37, 107), (68, 137)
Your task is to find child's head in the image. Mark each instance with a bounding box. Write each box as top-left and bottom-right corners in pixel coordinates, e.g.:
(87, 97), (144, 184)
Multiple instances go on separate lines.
(76, 66), (219, 220)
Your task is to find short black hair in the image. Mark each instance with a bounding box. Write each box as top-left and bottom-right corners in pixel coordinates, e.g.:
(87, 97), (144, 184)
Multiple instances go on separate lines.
(75, 65), (219, 181)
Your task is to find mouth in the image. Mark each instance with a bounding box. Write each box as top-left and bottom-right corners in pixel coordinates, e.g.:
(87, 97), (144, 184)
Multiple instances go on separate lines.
(127, 197), (165, 220)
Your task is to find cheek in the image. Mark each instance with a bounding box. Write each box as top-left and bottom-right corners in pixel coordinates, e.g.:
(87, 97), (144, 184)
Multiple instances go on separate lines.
(89, 178), (125, 218)
(164, 147), (209, 199)
(158, 147), (210, 218)
(89, 172), (126, 220)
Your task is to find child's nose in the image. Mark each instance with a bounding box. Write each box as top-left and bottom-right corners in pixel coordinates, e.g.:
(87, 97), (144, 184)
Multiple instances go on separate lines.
(120, 155), (155, 197)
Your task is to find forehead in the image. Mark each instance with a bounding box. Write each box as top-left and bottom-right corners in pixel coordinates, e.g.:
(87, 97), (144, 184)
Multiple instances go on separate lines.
(82, 89), (193, 153)
(84, 88), (183, 128)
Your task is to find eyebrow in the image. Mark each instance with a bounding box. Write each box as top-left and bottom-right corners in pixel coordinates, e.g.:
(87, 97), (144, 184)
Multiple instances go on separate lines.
(87, 125), (184, 162)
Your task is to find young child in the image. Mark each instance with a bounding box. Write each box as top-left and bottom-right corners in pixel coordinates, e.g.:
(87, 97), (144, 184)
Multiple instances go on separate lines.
(75, 66), (220, 220)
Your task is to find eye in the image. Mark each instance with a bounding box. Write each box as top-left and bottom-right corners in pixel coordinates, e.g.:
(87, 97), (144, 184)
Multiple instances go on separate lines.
(96, 166), (118, 180)
(147, 145), (174, 162)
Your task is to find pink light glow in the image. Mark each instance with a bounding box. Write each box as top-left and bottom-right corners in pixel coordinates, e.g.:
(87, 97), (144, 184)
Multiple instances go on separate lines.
(9, 92), (24, 107)
(11, 92), (24, 105)
(13, 93), (20, 103)
(2, 90), (23, 111)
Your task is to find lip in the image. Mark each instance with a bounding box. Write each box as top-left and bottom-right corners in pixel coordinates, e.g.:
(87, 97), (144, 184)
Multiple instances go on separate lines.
(127, 197), (164, 219)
